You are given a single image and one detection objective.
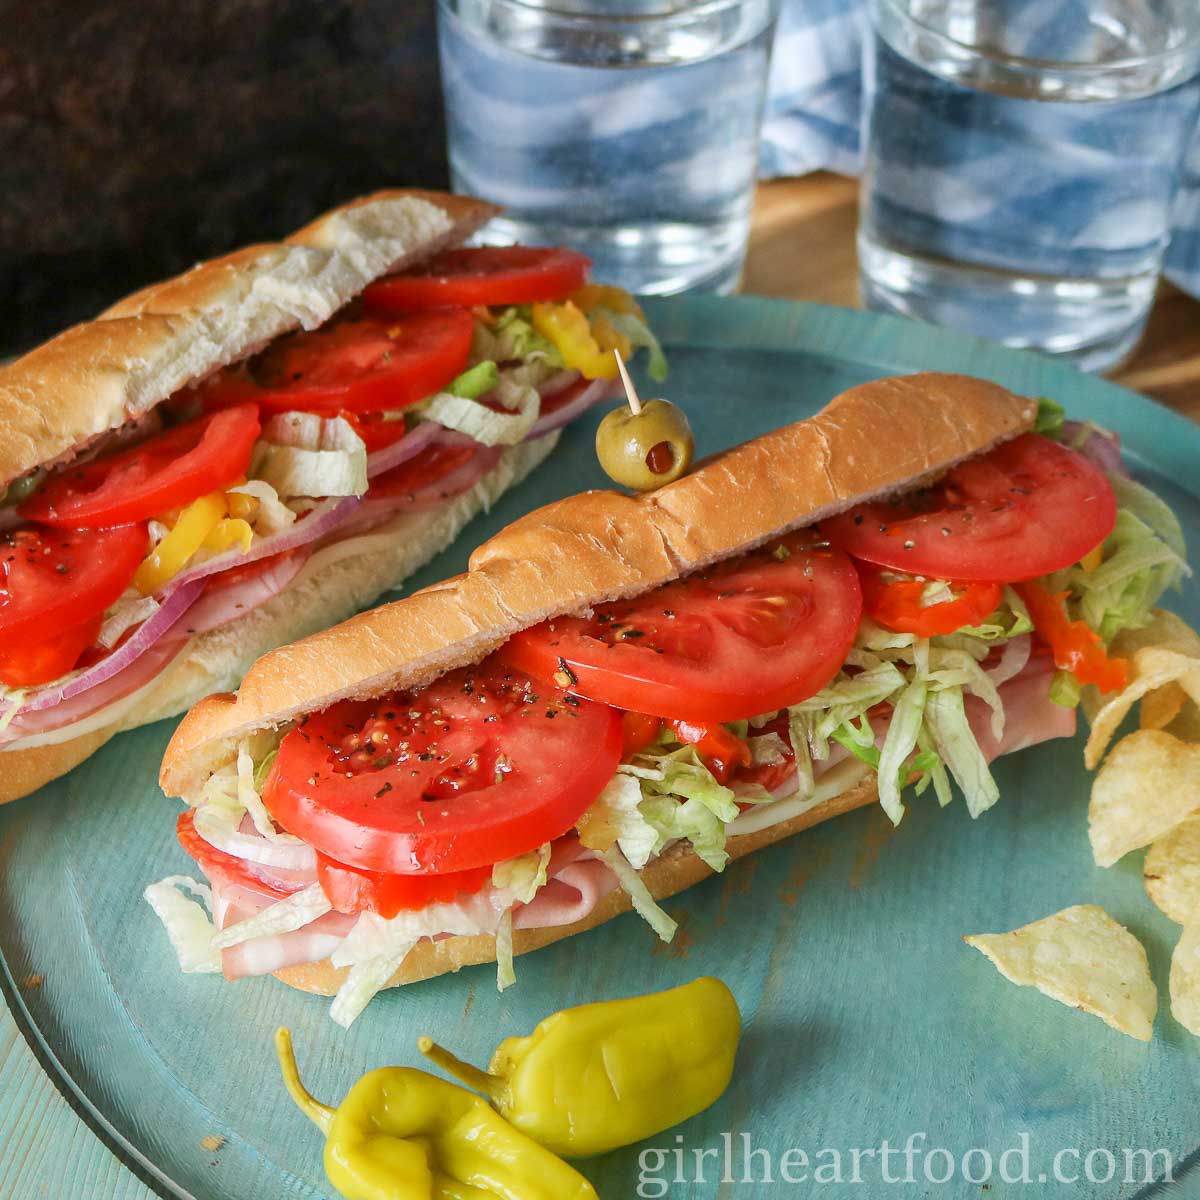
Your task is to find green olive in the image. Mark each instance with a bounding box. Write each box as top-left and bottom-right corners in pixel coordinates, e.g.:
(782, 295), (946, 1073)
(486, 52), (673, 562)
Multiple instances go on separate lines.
(595, 398), (695, 492)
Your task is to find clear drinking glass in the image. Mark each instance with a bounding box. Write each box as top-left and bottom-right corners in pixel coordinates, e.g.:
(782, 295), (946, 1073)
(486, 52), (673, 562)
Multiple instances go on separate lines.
(438, 0), (779, 295)
(858, 0), (1200, 372)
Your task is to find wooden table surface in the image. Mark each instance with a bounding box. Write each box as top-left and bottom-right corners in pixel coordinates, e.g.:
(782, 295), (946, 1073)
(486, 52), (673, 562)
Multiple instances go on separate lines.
(2, 173), (1197, 1200)
(746, 174), (1200, 423)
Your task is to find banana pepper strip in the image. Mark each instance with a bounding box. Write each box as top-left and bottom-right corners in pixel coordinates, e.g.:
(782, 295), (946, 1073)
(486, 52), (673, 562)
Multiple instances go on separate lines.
(530, 300), (628, 380)
(420, 977), (740, 1158)
(275, 1029), (597, 1200)
(134, 491), (254, 594)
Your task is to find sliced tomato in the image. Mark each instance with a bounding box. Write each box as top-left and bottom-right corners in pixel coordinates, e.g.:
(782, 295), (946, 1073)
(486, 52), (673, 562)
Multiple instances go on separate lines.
(668, 719), (751, 784)
(857, 561), (1003, 637)
(0, 613), (103, 688)
(503, 535), (863, 723)
(340, 410), (410, 453)
(263, 658), (622, 874)
(316, 853), (491, 918)
(822, 434), (1116, 583)
(621, 711), (663, 757)
(199, 311), (474, 416)
(368, 442), (479, 500)
(1014, 580), (1128, 693)
(363, 247), (591, 312)
(0, 523), (149, 685)
(21, 405), (261, 528)
(176, 810), (301, 900)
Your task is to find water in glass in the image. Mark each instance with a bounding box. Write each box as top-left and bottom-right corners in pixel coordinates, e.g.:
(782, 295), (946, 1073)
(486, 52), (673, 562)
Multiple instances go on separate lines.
(859, 0), (1200, 372)
(439, 0), (777, 295)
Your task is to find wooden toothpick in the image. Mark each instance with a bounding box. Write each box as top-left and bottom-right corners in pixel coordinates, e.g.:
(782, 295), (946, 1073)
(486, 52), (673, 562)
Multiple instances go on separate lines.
(614, 349), (642, 415)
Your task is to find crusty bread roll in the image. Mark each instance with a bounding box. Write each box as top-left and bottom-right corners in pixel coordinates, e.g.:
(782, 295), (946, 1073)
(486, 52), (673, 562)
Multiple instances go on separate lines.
(0, 188), (542, 804)
(0, 189), (495, 485)
(156, 372), (1037, 994)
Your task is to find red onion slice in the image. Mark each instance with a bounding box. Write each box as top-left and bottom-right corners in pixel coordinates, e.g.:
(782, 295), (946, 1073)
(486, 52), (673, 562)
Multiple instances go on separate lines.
(1062, 420), (1126, 477)
(364, 420), (441, 478)
(392, 445), (504, 511)
(158, 495), (361, 597)
(0, 636), (188, 746)
(527, 378), (616, 439)
(0, 576), (205, 722)
(180, 550), (312, 637)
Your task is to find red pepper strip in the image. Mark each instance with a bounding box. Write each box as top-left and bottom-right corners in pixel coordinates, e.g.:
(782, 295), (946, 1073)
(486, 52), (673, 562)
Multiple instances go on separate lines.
(1014, 580), (1128, 694)
(668, 719), (752, 784)
(857, 561), (1003, 637)
(621, 711), (663, 757)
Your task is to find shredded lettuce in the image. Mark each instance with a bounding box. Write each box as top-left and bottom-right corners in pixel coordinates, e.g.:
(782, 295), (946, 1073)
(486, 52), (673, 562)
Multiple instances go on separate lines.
(577, 773), (660, 868)
(251, 414), (367, 499)
(331, 950), (414, 1029)
(423, 374), (539, 446)
(595, 308), (668, 382)
(784, 620), (1009, 823)
(474, 307), (564, 368)
(1048, 670), (1082, 708)
(227, 480), (297, 536)
(448, 360), (500, 399)
(0, 690), (26, 735)
(325, 843), (554, 1017)
(210, 883), (332, 950)
(1046, 500), (1189, 643)
(875, 678), (927, 823)
(952, 587), (1034, 643)
(924, 688), (1000, 817)
(99, 593), (159, 649)
(1109, 473), (1187, 561)
(747, 732), (788, 766)
(601, 846), (677, 942)
(494, 909), (516, 991)
(492, 843), (551, 904)
(624, 745), (740, 870)
(143, 876), (222, 974)
(1034, 397), (1065, 437)
(236, 739), (291, 841)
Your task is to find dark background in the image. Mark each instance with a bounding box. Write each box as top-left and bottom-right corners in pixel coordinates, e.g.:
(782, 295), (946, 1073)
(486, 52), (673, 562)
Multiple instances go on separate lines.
(0, 0), (447, 354)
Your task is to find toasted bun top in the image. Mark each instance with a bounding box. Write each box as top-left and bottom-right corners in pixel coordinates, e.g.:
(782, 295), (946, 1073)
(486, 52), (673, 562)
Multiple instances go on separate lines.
(0, 190), (496, 487)
(160, 372), (1036, 796)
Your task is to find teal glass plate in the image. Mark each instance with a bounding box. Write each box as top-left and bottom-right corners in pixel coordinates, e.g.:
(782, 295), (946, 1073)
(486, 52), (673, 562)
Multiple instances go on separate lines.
(1, 297), (1198, 1199)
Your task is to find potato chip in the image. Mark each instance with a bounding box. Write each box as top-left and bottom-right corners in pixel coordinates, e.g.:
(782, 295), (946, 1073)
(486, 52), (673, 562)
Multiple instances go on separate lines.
(1140, 680), (1188, 731)
(1166, 700), (1200, 744)
(1086, 650), (1200, 769)
(964, 904), (1156, 1041)
(1111, 609), (1200, 661)
(1144, 816), (1200, 925)
(1170, 925), (1200, 1036)
(1083, 611), (1200, 768)
(1089, 730), (1200, 867)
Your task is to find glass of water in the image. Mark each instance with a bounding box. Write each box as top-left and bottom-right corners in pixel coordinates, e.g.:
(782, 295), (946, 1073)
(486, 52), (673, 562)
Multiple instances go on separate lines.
(438, 0), (778, 295)
(858, 0), (1200, 373)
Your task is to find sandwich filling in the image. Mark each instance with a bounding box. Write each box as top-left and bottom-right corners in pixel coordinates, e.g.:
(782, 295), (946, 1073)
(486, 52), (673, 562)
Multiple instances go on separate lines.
(0, 248), (662, 749)
(149, 403), (1190, 1025)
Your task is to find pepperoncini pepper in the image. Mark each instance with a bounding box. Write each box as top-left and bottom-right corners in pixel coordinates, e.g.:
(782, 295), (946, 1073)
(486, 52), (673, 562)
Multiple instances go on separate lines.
(274, 1028), (597, 1200)
(530, 301), (626, 381)
(133, 490), (254, 594)
(419, 977), (740, 1158)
